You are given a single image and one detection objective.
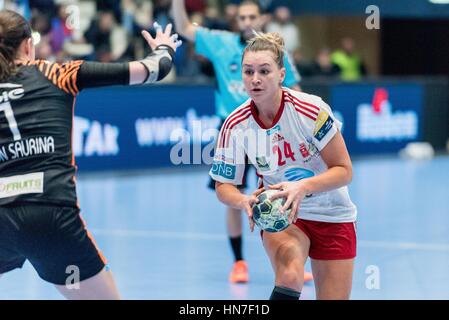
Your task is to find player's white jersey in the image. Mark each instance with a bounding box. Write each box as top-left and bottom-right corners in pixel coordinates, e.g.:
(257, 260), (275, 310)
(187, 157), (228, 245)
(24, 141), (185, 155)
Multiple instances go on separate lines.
(209, 87), (357, 223)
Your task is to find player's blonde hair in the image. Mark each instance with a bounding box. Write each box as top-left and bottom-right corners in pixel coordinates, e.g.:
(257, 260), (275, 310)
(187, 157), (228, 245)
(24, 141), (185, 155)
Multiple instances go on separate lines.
(242, 32), (285, 69)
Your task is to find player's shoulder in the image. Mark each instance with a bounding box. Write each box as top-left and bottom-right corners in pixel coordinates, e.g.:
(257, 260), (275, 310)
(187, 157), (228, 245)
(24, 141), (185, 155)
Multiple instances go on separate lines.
(283, 87), (325, 106)
(25, 59), (50, 65)
(222, 99), (253, 130)
(23, 59), (51, 69)
(24, 59), (83, 71)
(24, 59), (83, 96)
(283, 87), (327, 122)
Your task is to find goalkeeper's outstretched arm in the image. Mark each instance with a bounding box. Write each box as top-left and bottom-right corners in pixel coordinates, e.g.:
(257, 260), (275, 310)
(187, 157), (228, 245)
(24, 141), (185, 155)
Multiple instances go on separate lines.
(76, 22), (182, 91)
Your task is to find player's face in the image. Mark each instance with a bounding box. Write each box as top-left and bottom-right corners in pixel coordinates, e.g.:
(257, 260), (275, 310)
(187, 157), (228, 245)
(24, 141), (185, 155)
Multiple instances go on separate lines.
(237, 4), (262, 40)
(242, 50), (286, 103)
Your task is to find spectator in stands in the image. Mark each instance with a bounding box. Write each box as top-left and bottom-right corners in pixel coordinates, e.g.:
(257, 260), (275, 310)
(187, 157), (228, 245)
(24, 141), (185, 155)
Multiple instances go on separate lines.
(153, 0), (171, 28)
(29, 0), (56, 17)
(96, 0), (122, 23)
(30, 11), (54, 60)
(293, 47), (313, 78)
(84, 10), (130, 62)
(331, 37), (367, 81)
(121, 0), (153, 36)
(48, 3), (73, 61)
(121, 0), (153, 60)
(224, 3), (239, 32)
(266, 6), (300, 54)
(309, 48), (341, 78)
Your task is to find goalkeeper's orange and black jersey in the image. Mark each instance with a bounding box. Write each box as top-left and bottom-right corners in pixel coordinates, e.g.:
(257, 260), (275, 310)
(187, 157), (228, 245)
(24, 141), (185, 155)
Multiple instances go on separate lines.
(0, 60), (129, 207)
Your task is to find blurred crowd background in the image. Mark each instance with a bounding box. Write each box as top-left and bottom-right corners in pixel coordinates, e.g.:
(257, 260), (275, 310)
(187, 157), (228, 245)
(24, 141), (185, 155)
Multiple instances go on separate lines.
(0, 0), (371, 83)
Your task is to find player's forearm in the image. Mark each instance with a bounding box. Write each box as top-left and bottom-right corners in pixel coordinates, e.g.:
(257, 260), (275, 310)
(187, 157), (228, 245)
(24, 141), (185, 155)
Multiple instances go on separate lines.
(171, 0), (196, 42)
(216, 182), (247, 210)
(129, 45), (175, 85)
(301, 165), (352, 195)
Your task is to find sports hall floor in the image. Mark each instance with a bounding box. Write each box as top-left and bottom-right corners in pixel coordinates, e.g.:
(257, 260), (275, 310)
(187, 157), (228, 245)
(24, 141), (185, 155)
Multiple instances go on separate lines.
(1, 155), (449, 299)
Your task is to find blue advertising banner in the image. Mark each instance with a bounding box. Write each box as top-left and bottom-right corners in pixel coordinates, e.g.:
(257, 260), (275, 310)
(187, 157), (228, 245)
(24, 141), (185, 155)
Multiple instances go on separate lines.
(331, 83), (423, 155)
(73, 83), (424, 171)
(74, 85), (220, 171)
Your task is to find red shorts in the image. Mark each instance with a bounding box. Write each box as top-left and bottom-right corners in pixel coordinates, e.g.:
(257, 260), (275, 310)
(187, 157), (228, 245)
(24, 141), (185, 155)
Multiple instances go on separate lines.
(261, 219), (357, 260)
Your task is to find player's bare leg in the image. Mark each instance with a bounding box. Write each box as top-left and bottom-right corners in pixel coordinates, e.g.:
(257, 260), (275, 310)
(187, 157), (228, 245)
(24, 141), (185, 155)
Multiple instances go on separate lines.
(227, 206), (243, 238)
(227, 206), (248, 283)
(311, 259), (354, 300)
(263, 225), (310, 299)
(55, 267), (121, 300)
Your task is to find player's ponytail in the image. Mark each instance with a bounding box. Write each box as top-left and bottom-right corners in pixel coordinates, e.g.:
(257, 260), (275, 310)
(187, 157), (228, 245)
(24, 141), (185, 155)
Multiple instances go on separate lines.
(242, 32), (285, 69)
(0, 10), (32, 81)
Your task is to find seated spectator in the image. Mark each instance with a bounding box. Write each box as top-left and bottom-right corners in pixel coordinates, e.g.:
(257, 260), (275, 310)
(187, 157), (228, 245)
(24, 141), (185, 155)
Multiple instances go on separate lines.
(266, 6), (300, 54)
(331, 37), (367, 81)
(293, 48), (313, 78)
(309, 48), (341, 78)
(84, 10), (130, 62)
(96, 0), (122, 23)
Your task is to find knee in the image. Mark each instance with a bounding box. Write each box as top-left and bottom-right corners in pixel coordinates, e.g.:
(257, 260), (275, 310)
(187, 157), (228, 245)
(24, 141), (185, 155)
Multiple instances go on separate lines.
(276, 266), (304, 290)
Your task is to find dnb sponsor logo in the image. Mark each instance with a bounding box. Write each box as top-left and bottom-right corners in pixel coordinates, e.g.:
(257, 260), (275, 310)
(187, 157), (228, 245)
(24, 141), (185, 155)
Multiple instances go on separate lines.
(211, 161), (236, 180)
(357, 88), (418, 142)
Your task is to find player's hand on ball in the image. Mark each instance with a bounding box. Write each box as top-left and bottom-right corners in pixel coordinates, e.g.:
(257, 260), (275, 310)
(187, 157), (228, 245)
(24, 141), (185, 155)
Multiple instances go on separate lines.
(268, 182), (308, 224)
(141, 22), (182, 52)
(239, 188), (264, 232)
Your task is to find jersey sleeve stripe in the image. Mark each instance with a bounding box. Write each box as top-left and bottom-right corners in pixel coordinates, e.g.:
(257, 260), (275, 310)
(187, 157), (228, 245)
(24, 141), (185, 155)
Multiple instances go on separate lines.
(222, 112), (251, 148)
(294, 106), (317, 121)
(37, 61), (45, 74)
(28, 60), (83, 96)
(57, 61), (83, 95)
(286, 93), (319, 116)
(285, 98), (318, 121)
(61, 64), (78, 96)
(47, 63), (58, 80)
(219, 108), (251, 148)
(287, 93), (321, 112)
(218, 105), (251, 148)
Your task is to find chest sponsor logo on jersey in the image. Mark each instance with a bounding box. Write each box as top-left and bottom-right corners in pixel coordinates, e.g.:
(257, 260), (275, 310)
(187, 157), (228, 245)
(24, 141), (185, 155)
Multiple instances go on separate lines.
(0, 172), (43, 199)
(299, 143), (310, 158)
(266, 125), (280, 136)
(271, 133), (284, 144)
(299, 142), (320, 162)
(211, 160), (236, 180)
(256, 156), (270, 171)
(284, 166), (315, 197)
(284, 166), (315, 182)
(0, 83), (25, 103)
(313, 111), (334, 141)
